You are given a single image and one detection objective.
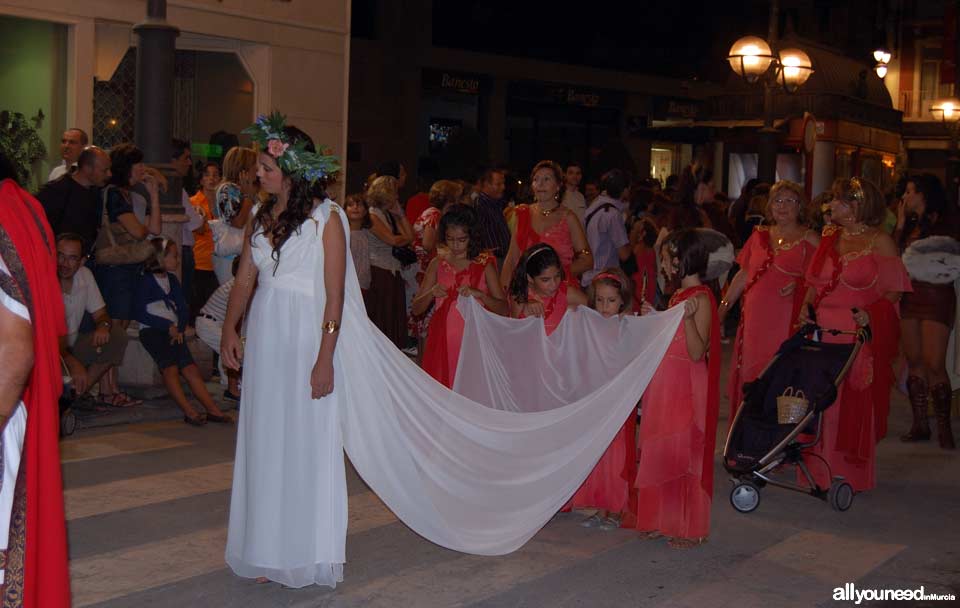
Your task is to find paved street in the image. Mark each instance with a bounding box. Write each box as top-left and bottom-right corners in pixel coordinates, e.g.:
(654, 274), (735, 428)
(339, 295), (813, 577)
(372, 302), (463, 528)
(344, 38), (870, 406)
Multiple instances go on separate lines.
(63, 374), (959, 607)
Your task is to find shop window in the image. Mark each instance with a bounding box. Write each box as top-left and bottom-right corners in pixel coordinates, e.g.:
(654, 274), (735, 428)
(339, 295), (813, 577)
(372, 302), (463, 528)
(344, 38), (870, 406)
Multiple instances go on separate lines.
(650, 147), (674, 185)
(429, 118), (462, 153)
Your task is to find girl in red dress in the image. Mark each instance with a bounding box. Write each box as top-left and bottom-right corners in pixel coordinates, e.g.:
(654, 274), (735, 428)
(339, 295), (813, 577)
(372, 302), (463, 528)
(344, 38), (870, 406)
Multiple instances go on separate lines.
(797, 178), (912, 492)
(500, 161), (593, 289)
(629, 218), (659, 313)
(508, 243), (587, 335)
(632, 229), (720, 548)
(569, 268), (649, 530)
(720, 181), (819, 421)
(414, 205), (506, 388)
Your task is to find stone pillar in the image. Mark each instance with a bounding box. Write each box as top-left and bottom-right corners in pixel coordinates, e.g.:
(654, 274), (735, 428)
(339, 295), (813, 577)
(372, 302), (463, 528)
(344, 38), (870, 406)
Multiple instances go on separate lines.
(133, 0), (179, 165)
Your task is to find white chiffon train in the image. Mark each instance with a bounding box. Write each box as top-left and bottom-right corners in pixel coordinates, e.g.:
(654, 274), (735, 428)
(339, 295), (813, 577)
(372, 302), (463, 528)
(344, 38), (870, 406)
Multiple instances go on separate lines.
(226, 200), (682, 588)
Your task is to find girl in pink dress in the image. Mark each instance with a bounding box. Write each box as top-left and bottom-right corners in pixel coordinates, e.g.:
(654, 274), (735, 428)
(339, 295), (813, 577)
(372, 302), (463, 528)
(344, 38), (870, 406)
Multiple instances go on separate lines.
(569, 268), (650, 530)
(500, 161), (593, 289)
(409, 181), (465, 353)
(797, 178), (912, 492)
(632, 229), (720, 548)
(508, 243), (587, 335)
(720, 181), (819, 421)
(413, 205), (506, 388)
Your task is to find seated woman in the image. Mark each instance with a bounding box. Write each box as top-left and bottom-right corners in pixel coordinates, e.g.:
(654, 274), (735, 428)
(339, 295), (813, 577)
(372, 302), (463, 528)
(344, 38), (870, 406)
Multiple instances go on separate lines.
(412, 204), (506, 388)
(134, 237), (233, 426)
(195, 257), (242, 402)
(508, 243), (587, 335)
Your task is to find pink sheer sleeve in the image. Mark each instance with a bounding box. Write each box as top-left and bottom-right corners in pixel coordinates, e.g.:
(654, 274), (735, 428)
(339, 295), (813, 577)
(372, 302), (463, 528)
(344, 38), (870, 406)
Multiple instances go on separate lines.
(876, 254), (913, 294)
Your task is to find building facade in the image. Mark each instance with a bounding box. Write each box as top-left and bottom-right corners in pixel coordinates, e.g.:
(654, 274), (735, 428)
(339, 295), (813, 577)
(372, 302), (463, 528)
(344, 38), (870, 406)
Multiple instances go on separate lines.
(0, 0), (350, 192)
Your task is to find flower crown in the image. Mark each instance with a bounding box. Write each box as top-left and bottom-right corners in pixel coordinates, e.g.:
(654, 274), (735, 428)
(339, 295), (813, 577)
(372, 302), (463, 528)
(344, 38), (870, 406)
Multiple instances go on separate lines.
(242, 112), (340, 184)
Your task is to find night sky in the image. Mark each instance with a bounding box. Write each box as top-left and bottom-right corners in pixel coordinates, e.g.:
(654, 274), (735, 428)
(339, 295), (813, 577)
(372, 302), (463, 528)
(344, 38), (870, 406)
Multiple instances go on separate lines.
(426, 0), (885, 83)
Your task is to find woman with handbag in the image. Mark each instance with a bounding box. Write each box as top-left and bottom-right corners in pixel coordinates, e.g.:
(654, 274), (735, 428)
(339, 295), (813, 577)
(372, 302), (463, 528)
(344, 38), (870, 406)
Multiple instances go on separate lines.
(365, 174), (414, 348)
(94, 143), (162, 326)
(211, 147), (259, 284)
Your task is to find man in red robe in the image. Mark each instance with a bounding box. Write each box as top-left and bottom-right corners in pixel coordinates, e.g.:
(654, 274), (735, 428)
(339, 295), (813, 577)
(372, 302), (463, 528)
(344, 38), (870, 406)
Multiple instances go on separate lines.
(0, 155), (71, 608)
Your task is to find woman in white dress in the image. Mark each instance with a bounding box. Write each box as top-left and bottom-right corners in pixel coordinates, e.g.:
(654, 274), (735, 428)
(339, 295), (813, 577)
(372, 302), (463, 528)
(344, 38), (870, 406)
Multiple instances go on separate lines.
(221, 114), (345, 588)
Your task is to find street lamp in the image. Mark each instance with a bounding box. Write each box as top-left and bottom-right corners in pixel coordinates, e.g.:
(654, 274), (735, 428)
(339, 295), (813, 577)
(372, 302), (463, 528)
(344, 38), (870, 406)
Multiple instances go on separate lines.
(728, 36), (774, 84)
(873, 47), (892, 79)
(777, 48), (814, 93)
(726, 0), (813, 184)
(930, 97), (960, 124)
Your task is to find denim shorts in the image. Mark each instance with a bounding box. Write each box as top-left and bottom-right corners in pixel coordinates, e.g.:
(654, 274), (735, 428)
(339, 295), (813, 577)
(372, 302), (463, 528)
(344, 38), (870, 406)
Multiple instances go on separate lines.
(94, 263), (142, 321)
(139, 327), (195, 371)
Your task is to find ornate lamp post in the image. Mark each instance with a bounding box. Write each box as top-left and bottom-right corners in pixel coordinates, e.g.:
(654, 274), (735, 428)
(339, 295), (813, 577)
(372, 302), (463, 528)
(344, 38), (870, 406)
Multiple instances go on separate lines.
(727, 0), (814, 184)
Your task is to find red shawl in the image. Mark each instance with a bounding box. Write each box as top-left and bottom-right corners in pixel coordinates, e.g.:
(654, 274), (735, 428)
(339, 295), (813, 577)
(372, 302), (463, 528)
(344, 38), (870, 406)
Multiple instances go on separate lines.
(669, 284), (721, 499)
(807, 226), (901, 447)
(0, 180), (70, 608)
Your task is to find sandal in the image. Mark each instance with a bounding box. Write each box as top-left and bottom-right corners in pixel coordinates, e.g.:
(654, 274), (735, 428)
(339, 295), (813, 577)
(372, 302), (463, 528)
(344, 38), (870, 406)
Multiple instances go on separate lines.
(636, 530), (663, 540)
(667, 537), (707, 549)
(183, 414), (207, 427)
(205, 413), (234, 424)
(100, 392), (143, 408)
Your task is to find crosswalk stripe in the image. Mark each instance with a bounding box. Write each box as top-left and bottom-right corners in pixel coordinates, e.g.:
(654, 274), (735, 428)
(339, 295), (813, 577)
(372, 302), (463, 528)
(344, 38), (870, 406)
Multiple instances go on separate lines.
(69, 491), (397, 607)
(64, 462), (235, 521)
(654, 530), (905, 607)
(334, 522), (635, 607)
(60, 432), (193, 463)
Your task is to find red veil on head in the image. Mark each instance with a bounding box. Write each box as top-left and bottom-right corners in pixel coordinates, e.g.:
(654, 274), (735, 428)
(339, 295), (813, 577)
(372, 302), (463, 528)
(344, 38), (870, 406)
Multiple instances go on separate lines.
(0, 179), (70, 608)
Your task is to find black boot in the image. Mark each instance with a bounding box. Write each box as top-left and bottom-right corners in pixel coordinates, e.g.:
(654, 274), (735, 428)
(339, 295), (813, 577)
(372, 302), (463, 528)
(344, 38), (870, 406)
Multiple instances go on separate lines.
(901, 376), (931, 442)
(931, 382), (955, 450)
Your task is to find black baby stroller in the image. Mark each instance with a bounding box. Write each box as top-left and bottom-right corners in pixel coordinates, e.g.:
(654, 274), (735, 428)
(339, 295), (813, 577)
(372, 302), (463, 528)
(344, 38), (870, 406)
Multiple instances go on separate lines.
(722, 321), (871, 513)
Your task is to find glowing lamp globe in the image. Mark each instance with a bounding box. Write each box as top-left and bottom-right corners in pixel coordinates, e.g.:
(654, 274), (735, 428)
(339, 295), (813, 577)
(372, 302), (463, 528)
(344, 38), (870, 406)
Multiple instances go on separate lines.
(931, 97), (960, 123)
(875, 63), (888, 79)
(728, 36), (773, 83)
(777, 48), (813, 93)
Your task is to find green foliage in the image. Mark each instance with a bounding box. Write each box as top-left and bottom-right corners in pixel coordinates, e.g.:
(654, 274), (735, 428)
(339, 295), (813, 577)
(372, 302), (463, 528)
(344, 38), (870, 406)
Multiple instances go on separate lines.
(0, 109), (47, 186)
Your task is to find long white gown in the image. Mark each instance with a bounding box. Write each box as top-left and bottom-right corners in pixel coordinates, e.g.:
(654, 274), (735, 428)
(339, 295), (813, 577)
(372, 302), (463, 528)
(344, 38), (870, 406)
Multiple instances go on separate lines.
(226, 202), (347, 588)
(227, 199), (685, 588)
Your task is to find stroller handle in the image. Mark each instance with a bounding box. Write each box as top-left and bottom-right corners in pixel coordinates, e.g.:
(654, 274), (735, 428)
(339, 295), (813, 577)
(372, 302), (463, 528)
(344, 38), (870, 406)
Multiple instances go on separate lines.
(797, 322), (872, 343)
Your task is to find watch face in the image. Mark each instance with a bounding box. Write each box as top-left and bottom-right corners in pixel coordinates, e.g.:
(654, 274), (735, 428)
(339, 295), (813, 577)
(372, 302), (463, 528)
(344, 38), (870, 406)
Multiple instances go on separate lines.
(804, 119), (817, 153)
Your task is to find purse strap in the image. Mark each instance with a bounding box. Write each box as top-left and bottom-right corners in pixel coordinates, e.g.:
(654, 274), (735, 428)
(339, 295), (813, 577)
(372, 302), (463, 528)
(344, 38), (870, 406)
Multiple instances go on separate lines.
(100, 185), (119, 248)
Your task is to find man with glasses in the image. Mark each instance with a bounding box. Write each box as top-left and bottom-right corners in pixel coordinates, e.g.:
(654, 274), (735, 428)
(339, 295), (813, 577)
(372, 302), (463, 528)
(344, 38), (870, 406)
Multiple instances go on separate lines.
(56, 233), (130, 401)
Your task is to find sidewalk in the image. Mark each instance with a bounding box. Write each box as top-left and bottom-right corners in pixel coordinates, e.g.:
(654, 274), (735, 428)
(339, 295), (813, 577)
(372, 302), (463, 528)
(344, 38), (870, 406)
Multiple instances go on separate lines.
(64, 380), (238, 431)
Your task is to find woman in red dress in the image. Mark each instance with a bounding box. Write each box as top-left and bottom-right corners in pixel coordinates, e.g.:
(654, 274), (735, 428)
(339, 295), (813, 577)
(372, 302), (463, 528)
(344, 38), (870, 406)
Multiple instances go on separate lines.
(414, 205), (506, 388)
(632, 229), (720, 548)
(500, 161), (592, 289)
(797, 178), (912, 492)
(569, 269), (649, 530)
(894, 174), (958, 449)
(720, 181), (819, 420)
(508, 244), (587, 335)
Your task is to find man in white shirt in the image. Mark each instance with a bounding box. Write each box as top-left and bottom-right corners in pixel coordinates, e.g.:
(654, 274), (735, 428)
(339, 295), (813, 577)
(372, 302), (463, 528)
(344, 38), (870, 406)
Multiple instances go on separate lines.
(56, 233), (129, 399)
(561, 162), (587, 225)
(47, 128), (88, 182)
(582, 169), (631, 286)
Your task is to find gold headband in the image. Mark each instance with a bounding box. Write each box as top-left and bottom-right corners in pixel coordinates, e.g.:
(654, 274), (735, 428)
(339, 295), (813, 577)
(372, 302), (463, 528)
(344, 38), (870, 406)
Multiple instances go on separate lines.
(849, 177), (865, 203)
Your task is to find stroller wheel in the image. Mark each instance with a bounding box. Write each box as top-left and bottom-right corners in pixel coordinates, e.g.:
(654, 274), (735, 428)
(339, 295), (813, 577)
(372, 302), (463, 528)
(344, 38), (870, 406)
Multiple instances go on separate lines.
(60, 409), (77, 437)
(828, 478), (854, 512)
(730, 481), (761, 513)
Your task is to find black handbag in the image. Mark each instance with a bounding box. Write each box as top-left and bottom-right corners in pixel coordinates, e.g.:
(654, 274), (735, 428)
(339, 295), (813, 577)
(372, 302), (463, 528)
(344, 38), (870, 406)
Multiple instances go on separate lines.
(384, 210), (417, 267)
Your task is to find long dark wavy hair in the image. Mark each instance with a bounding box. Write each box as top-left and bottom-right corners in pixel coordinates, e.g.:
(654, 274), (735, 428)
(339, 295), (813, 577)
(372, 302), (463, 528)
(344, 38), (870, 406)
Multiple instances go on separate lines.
(900, 173), (948, 248)
(438, 204), (482, 259)
(253, 126), (328, 274)
(509, 243), (564, 303)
